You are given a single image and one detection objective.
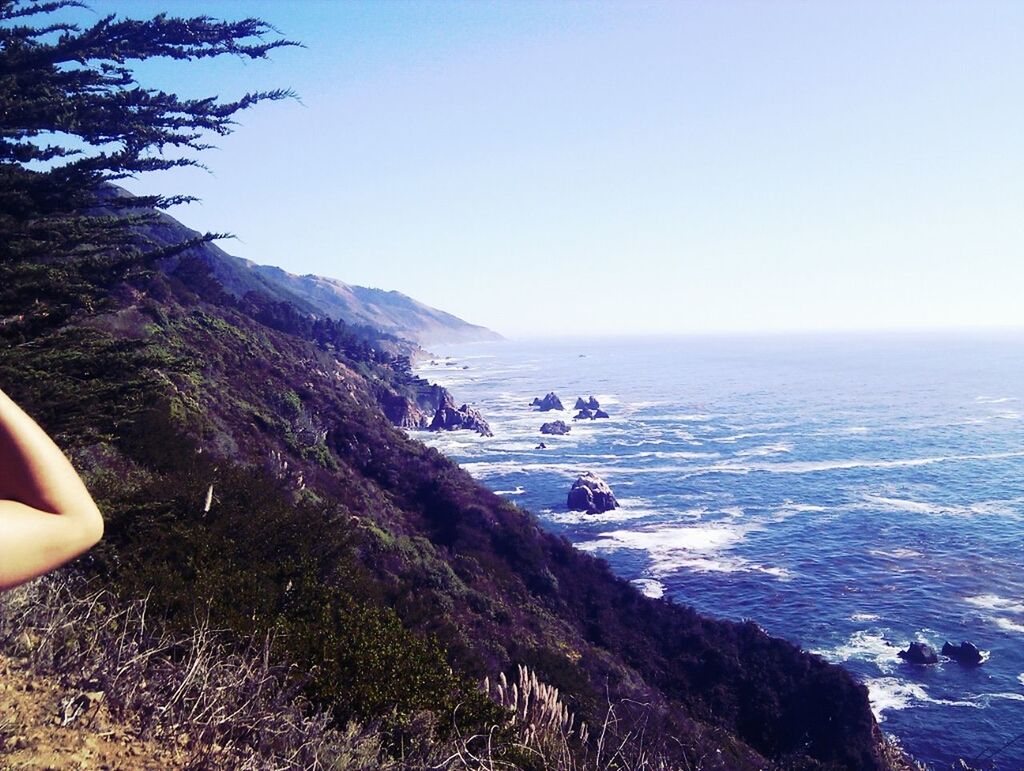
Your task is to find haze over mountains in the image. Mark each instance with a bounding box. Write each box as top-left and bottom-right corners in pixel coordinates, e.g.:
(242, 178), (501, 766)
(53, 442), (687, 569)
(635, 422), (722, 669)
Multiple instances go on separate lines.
(142, 202), (500, 347)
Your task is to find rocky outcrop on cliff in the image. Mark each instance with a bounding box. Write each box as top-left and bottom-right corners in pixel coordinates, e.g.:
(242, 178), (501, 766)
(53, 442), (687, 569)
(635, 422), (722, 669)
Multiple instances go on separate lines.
(567, 472), (619, 514)
(430, 396), (493, 436)
(379, 376), (458, 429)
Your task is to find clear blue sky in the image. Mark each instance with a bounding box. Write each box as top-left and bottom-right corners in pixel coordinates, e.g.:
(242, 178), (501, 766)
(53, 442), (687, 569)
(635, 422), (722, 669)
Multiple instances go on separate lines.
(90, 2), (1024, 337)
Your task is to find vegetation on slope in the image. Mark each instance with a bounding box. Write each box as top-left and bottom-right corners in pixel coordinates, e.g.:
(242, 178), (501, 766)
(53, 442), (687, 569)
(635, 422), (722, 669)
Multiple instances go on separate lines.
(0, 2), (904, 768)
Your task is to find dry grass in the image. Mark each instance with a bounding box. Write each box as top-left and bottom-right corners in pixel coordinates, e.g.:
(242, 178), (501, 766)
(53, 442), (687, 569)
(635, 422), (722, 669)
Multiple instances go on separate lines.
(0, 574), (343, 770)
(4, 574), (900, 771)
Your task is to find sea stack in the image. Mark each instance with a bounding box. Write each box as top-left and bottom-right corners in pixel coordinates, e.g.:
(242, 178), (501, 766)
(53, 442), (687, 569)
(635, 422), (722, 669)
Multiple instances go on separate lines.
(897, 642), (938, 665)
(540, 420), (571, 435)
(531, 392), (564, 411)
(567, 472), (619, 514)
(942, 641), (984, 666)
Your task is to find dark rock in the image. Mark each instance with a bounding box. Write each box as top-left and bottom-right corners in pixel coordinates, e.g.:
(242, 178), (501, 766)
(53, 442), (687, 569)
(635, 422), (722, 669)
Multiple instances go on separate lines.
(536, 442), (546, 449)
(379, 392), (427, 429)
(573, 408), (593, 421)
(574, 397), (588, 410)
(593, 409), (610, 419)
(587, 396), (600, 409)
(430, 402), (493, 436)
(574, 395), (601, 410)
(531, 392), (564, 411)
(540, 420), (570, 436)
(567, 472), (619, 514)
(898, 642), (938, 665)
(379, 380), (457, 430)
(942, 641), (984, 666)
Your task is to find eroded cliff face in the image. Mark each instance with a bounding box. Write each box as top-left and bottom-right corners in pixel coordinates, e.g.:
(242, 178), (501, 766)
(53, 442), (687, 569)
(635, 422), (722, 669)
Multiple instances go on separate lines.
(378, 377), (452, 429)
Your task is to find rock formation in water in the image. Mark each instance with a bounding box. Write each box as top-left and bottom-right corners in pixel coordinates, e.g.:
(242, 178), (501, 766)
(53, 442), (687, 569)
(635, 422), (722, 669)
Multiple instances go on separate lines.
(567, 472), (619, 514)
(942, 641), (984, 666)
(540, 420), (571, 435)
(531, 392), (564, 411)
(898, 642), (938, 665)
(429, 392), (493, 436)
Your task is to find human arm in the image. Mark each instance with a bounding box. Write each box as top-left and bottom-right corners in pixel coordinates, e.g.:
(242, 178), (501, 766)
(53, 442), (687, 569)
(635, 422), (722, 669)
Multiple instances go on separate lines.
(0, 388), (104, 590)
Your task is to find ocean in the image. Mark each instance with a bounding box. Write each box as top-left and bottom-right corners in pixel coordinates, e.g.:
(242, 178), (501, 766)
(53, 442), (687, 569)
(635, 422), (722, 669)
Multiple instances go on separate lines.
(414, 333), (1024, 770)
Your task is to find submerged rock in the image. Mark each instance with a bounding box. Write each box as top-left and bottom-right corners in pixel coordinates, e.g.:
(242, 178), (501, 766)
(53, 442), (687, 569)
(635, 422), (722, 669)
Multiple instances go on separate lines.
(536, 442), (547, 449)
(898, 642), (938, 665)
(531, 392), (564, 411)
(430, 401), (493, 436)
(942, 641), (984, 666)
(540, 420), (571, 436)
(567, 472), (619, 514)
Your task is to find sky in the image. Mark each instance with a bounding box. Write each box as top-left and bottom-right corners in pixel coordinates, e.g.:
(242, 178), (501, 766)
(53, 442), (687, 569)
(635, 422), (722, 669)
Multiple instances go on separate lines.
(66, 2), (1024, 337)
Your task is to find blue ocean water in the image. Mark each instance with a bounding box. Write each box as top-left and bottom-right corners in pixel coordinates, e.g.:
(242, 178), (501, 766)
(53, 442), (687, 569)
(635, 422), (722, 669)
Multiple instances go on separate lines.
(415, 333), (1024, 770)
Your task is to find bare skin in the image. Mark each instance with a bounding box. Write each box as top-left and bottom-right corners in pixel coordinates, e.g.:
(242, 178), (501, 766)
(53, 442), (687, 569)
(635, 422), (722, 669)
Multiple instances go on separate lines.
(0, 388), (104, 590)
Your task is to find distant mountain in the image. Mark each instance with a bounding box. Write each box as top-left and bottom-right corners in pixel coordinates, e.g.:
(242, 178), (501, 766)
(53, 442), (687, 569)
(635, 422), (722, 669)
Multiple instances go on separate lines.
(140, 206), (500, 347)
(242, 263), (501, 346)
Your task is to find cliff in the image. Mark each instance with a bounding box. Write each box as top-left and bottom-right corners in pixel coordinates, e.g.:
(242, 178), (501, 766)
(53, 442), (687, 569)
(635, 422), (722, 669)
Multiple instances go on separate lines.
(132, 198), (499, 348)
(0, 207), (907, 770)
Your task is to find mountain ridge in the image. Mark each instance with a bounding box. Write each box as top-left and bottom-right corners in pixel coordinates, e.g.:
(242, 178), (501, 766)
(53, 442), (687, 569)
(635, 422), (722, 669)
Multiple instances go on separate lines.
(134, 200), (500, 348)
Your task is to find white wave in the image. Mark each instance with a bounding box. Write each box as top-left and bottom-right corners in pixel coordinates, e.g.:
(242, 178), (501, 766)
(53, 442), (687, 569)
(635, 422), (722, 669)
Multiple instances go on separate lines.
(778, 501), (828, 513)
(493, 486), (526, 496)
(632, 578), (665, 599)
(979, 691), (1024, 704)
(547, 508), (652, 525)
(964, 594), (1024, 615)
(459, 460), (581, 478)
(632, 450), (722, 460)
(1019, 673), (1024, 688)
(688, 450), (1024, 478)
(864, 678), (929, 721)
(735, 442), (794, 457)
(975, 395), (1018, 404)
(579, 524), (744, 558)
(651, 413), (717, 422)
(851, 612), (881, 622)
(860, 494), (1019, 519)
(994, 617), (1024, 634)
(863, 677), (980, 723)
(457, 451), (1024, 483)
(576, 522), (789, 579)
(815, 630), (903, 672)
(864, 495), (941, 515)
(870, 548), (924, 560)
(711, 432), (769, 443)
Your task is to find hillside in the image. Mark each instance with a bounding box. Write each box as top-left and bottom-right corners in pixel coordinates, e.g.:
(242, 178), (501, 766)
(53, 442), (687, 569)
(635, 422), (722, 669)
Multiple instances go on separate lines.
(0, 211), (915, 770)
(136, 201), (499, 348)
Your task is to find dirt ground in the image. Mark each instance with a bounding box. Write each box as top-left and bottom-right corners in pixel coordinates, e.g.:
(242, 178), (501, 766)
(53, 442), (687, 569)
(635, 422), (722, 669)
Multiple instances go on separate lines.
(0, 655), (183, 770)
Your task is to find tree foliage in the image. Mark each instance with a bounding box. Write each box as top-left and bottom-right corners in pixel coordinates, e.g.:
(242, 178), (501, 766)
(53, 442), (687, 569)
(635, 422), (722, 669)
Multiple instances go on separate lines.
(0, 0), (296, 328)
